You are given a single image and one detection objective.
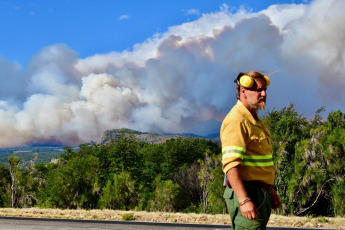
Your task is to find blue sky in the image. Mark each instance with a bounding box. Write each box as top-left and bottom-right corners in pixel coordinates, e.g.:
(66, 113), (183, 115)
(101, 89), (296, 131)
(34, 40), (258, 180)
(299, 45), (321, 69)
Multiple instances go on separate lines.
(1, 0), (307, 67)
(1, 0), (345, 148)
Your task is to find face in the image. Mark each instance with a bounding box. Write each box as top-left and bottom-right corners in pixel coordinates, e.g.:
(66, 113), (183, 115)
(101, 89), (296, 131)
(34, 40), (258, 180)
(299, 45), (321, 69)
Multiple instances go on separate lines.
(243, 78), (267, 113)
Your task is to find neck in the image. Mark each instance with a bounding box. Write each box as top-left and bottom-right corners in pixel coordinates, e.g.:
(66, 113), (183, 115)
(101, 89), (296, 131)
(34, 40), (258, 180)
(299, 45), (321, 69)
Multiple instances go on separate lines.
(249, 109), (258, 118)
(240, 99), (258, 117)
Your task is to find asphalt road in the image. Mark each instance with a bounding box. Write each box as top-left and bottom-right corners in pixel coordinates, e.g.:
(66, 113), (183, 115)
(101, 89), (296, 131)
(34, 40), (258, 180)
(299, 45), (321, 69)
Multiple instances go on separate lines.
(0, 217), (340, 230)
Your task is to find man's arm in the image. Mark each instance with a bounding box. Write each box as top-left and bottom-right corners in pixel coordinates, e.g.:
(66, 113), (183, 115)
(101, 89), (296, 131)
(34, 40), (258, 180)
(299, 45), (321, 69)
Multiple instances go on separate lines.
(227, 166), (259, 220)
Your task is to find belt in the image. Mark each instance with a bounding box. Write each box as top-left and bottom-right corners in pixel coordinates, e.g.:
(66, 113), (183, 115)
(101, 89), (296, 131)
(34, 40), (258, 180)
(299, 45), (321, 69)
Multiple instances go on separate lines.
(244, 180), (274, 193)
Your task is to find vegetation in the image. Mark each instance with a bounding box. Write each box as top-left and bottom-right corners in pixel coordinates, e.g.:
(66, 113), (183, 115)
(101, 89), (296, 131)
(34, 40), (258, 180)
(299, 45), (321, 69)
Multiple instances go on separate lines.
(262, 105), (345, 217)
(98, 128), (202, 145)
(122, 212), (135, 221)
(0, 145), (68, 164)
(0, 105), (344, 218)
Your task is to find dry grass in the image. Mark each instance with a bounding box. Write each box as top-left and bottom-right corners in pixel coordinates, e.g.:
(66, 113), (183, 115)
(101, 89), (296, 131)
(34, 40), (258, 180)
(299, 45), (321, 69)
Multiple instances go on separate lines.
(0, 208), (344, 228)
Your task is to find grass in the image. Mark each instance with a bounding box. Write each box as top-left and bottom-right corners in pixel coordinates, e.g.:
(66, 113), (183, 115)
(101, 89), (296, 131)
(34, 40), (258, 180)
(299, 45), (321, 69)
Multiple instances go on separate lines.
(0, 208), (344, 228)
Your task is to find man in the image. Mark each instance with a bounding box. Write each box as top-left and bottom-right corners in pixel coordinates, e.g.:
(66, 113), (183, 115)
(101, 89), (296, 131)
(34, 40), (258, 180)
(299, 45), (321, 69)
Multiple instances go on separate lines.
(221, 71), (280, 229)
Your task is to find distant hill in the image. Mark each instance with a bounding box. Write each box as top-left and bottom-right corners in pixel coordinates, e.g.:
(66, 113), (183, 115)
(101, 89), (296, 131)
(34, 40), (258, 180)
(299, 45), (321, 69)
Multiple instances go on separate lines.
(99, 128), (192, 145)
(0, 129), (220, 165)
(0, 145), (69, 165)
(99, 128), (220, 145)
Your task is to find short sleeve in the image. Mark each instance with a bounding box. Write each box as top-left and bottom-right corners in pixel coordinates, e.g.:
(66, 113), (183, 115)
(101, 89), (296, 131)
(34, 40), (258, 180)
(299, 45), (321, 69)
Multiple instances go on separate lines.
(220, 120), (248, 174)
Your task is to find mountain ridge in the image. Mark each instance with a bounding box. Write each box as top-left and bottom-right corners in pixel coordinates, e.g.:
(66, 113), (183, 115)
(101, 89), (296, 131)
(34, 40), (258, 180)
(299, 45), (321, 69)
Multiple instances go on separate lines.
(98, 128), (220, 145)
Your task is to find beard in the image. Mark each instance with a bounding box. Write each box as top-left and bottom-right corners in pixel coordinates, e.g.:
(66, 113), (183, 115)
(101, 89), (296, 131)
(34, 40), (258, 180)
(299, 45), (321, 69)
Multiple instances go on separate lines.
(247, 97), (266, 112)
(258, 100), (266, 111)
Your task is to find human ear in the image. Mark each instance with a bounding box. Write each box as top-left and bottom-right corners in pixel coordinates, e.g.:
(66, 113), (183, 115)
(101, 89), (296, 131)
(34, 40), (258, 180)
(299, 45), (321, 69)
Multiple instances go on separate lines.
(241, 87), (247, 98)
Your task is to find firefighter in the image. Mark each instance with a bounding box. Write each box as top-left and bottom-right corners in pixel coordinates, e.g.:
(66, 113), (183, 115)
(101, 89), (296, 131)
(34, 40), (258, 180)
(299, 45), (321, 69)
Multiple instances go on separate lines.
(221, 71), (280, 229)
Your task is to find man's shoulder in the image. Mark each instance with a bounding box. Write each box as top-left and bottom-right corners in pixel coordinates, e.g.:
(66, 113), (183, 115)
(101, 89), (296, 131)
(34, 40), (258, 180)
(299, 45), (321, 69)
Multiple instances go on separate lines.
(222, 104), (247, 128)
(226, 102), (247, 121)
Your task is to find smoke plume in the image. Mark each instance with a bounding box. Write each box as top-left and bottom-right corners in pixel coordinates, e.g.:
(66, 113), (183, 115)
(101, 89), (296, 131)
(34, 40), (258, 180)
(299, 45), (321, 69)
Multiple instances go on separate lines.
(0, 0), (344, 147)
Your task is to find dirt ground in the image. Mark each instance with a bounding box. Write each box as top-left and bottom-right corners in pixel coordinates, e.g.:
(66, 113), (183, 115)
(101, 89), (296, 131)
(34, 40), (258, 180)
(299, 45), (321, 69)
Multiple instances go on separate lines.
(0, 208), (344, 229)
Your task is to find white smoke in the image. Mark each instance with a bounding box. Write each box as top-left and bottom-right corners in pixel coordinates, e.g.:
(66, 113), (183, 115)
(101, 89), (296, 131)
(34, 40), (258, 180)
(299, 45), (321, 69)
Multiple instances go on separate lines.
(0, 0), (344, 148)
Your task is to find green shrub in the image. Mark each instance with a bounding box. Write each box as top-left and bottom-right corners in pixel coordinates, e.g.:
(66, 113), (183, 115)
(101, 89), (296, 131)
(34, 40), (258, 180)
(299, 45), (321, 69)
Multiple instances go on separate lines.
(122, 213), (134, 221)
(317, 216), (329, 223)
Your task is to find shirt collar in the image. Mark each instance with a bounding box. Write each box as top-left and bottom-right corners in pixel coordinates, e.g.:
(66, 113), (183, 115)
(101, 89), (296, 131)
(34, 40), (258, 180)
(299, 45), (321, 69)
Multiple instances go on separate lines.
(236, 100), (271, 136)
(235, 100), (260, 126)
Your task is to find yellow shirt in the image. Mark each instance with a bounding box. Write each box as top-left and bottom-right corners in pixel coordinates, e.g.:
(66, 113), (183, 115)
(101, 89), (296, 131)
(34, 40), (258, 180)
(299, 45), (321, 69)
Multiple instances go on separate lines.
(220, 100), (275, 185)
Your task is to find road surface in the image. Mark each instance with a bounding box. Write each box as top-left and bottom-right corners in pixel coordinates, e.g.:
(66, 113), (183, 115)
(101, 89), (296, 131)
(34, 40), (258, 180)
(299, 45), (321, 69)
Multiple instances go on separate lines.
(0, 216), (340, 230)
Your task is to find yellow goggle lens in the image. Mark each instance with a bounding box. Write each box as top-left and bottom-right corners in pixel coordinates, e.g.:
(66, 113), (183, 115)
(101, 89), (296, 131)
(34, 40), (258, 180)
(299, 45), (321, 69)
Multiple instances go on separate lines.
(239, 75), (254, 88)
(263, 75), (270, 86)
(239, 75), (270, 88)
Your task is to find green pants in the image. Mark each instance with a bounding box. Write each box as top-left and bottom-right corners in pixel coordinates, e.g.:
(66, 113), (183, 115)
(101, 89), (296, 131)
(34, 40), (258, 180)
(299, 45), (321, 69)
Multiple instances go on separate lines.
(223, 183), (272, 229)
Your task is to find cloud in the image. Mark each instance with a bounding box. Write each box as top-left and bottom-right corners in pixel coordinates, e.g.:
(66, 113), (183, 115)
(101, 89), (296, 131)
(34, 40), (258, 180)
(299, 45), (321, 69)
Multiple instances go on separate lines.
(117, 14), (129, 21)
(1, 0), (344, 147)
(185, 8), (200, 16)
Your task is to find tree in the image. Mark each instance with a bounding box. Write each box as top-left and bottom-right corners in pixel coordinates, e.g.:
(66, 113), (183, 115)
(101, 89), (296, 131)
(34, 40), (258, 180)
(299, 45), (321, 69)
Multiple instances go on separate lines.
(207, 162), (226, 214)
(150, 176), (180, 212)
(262, 104), (310, 214)
(172, 162), (202, 212)
(18, 153), (39, 207)
(274, 109), (345, 216)
(8, 154), (22, 208)
(0, 164), (10, 207)
(331, 179), (345, 216)
(322, 116), (345, 216)
(197, 150), (222, 213)
(288, 133), (330, 216)
(99, 171), (137, 210)
(137, 143), (165, 189)
(107, 134), (140, 181)
(310, 106), (325, 129)
(327, 110), (345, 130)
(42, 145), (100, 209)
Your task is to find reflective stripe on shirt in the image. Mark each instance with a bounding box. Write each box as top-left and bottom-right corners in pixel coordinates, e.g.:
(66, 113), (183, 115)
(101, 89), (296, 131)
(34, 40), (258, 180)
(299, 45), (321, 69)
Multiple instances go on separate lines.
(243, 154), (274, 166)
(222, 146), (246, 160)
(222, 146), (274, 167)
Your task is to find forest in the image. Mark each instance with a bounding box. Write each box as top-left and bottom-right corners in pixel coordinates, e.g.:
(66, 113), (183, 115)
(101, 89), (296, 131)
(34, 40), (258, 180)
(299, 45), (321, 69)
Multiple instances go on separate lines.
(0, 104), (344, 217)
